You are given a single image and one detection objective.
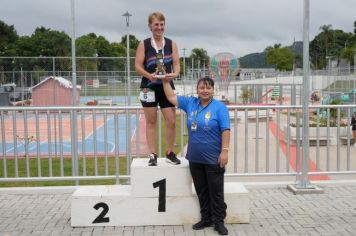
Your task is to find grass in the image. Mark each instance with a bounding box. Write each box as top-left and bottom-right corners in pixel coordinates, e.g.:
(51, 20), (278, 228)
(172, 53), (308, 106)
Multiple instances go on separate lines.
(81, 84), (140, 97)
(0, 114), (188, 187)
(0, 157), (128, 187)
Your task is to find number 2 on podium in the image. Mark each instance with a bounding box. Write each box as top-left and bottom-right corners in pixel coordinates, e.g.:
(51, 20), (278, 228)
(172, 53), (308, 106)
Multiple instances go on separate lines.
(92, 179), (167, 224)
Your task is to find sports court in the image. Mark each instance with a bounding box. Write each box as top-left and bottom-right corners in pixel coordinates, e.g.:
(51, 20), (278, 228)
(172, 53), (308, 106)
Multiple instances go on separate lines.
(0, 112), (141, 157)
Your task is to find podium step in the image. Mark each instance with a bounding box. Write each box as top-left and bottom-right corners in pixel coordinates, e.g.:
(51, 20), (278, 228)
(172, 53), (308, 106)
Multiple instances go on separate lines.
(131, 158), (192, 197)
(71, 158), (250, 226)
(71, 183), (249, 226)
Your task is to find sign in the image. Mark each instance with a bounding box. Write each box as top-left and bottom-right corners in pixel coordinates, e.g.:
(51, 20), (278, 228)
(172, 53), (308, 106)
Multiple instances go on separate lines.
(93, 79), (99, 88)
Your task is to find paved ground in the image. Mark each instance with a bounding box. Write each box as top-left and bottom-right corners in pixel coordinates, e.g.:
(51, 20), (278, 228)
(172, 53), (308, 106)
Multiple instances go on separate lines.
(1, 182), (356, 236)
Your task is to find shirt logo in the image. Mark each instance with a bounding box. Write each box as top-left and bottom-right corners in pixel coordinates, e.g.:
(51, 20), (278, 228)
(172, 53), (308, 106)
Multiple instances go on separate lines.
(205, 111), (211, 121)
(204, 111), (211, 129)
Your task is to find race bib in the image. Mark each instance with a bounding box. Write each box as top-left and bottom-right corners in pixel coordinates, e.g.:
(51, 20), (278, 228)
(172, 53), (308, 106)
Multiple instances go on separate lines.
(140, 90), (155, 103)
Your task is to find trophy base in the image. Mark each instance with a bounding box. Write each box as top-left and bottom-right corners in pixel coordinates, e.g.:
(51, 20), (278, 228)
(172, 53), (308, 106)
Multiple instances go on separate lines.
(154, 74), (165, 79)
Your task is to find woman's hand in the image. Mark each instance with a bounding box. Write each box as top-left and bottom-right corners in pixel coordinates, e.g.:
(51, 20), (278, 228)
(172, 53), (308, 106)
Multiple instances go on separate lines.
(164, 73), (177, 81)
(150, 73), (158, 83)
(218, 150), (228, 168)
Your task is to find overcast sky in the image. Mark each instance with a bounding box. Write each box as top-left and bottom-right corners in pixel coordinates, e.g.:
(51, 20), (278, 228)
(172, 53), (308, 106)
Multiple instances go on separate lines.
(1, 0), (355, 57)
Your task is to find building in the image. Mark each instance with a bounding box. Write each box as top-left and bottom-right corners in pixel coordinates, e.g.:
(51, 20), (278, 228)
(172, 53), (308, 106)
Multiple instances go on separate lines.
(31, 76), (81, 106)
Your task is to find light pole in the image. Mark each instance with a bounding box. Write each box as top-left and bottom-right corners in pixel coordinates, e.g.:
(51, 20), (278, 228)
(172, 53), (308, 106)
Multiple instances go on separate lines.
(191, 57), (194, 94)
(123, 11), (132, 176)
(70, 0), (78, 184)
(182, 48), (186, 95)
(326, 56), (331, 95)
(300, 0), (311, 189)
(288, 0), (317, 192)
(123, 11), (132, 105)
(203, 59), (206, 77)
(20, 64), (24, 101)
(354, 21), (356, 74)
(70, 0), (77, 106)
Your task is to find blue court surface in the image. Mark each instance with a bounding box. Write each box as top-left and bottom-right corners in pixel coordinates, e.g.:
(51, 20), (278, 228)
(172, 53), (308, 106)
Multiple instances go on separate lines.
(0, 114), (138, 156)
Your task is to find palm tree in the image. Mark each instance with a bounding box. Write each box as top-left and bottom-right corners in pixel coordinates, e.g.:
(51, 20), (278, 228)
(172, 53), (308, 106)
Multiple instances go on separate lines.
(319, 24), (335, 58)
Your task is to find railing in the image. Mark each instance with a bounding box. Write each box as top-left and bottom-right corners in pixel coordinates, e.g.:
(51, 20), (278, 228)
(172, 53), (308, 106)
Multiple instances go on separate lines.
(0, 104), (355, 184)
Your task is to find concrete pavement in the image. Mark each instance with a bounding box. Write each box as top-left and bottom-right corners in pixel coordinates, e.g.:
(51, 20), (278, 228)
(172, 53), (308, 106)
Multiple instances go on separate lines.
(1, 182), (356, 236)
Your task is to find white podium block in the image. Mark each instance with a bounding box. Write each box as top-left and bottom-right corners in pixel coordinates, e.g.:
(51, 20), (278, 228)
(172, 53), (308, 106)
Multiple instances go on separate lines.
(224, 182), (250, 223)
(71, 185), (200, 227)
(131, 158), (192, 197)
(71, 157), (249, 227)
(71, 183), (249, 226)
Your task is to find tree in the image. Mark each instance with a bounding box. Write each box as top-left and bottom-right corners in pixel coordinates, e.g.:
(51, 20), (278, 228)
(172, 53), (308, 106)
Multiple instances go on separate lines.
(76, 33), (129, 72)
(120, 34), (140, 50)
(76, 34), (97, 72)
(111, 42), (127, 71)
(310, 23), (356, 69)
(340, 45), (356, 66)
(190, 48), (209, 69)
(29, 27), (71, 56)
(266, 46), (293, 71)
(320, 24), (335, 56)
(0, 20), (18, 56)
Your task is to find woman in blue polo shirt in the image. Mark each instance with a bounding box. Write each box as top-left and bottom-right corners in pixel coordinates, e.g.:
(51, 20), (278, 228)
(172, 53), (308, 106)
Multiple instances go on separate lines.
(162, 76), (230, 235)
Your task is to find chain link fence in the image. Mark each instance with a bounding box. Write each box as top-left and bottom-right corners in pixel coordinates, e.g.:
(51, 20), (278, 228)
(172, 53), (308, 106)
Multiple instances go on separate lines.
(0, 57), (141, 104)
(0, 57), (355, 106)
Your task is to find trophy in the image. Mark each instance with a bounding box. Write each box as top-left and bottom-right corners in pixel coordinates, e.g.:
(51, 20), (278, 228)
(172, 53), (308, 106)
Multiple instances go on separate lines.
(154, 51), (166, 79)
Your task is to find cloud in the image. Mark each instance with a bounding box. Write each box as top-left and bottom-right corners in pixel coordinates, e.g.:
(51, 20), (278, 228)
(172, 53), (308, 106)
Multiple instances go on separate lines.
(0, 0), (354, 57)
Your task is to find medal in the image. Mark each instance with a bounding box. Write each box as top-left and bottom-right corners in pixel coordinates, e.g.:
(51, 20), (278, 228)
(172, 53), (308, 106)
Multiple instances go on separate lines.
(191, 121), (197, 132)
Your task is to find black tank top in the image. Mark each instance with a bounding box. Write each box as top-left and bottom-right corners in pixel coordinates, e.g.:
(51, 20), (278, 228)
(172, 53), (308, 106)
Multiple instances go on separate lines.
(140, 37), (175, 90)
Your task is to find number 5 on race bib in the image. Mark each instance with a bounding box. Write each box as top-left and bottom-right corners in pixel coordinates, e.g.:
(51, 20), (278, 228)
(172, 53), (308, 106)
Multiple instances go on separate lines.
(140, 90), (155, 103)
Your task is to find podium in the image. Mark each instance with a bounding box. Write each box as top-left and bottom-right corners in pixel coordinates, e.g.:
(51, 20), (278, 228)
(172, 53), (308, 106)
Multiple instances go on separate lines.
(71, 158), (249, 226)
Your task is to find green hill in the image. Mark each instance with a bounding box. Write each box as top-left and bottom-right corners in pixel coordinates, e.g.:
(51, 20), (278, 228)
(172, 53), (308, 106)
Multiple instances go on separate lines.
(239, 41), (303, 68)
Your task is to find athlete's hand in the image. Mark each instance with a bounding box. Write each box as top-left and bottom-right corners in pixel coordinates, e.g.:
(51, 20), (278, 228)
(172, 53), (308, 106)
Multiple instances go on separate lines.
(150, 73), (158, 82)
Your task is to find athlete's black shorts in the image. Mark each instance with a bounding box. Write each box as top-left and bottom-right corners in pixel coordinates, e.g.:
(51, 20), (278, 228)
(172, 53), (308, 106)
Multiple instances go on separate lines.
(140, 88), (175, 108)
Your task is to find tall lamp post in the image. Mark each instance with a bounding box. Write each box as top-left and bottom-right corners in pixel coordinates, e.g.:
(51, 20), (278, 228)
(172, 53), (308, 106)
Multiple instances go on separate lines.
(71, 0), (77, 106)
(300, 0), (311, 189)
(123, 11), (132, 105)
(123, 11), (132, 177)
(354, 21), (356, 74)
(70, 0), (78, 184)
(182, 48), (186, 95)
(288, 0), (321, 193)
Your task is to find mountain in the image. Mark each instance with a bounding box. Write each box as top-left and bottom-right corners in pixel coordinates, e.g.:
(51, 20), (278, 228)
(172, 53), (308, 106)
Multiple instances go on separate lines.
(239, 52), (269, 68)
(239, 41), (303, 68)
(289, 41), (303, 54)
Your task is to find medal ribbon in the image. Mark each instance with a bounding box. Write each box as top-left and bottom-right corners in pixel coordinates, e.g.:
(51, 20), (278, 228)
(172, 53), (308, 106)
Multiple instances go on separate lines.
(193, 98), (213, 122)
(151, 37), (165, 57)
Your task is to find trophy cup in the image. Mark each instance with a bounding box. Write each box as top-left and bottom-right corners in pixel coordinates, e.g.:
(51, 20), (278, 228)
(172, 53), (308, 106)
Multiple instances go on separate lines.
(154, 51), (166, 79)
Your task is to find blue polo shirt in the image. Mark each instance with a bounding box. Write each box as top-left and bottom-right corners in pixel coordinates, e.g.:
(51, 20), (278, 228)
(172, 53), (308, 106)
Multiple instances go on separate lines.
(177, 96), (230, 165)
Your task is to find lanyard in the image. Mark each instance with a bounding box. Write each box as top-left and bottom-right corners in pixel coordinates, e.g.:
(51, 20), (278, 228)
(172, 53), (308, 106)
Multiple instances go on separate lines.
(151, 37), (165, 57)
(194, 98), (213, 121)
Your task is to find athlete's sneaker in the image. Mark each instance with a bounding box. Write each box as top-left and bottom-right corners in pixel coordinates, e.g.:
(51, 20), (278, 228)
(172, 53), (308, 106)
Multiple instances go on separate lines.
(148, 153), (157, 166)
(166, 151), (181, 165)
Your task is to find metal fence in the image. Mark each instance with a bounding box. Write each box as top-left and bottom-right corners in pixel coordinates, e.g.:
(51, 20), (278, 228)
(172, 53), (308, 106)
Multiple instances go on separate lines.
(1, 57), (355, 103)
(0, 104), (355, 184)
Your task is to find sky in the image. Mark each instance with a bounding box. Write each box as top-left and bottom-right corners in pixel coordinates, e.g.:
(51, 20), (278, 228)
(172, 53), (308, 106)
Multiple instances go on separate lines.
(0, 0), (355, 57)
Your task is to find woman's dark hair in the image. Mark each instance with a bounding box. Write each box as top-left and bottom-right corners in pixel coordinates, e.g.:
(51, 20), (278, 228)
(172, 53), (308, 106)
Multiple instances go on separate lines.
(196, 76), (214, 88)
